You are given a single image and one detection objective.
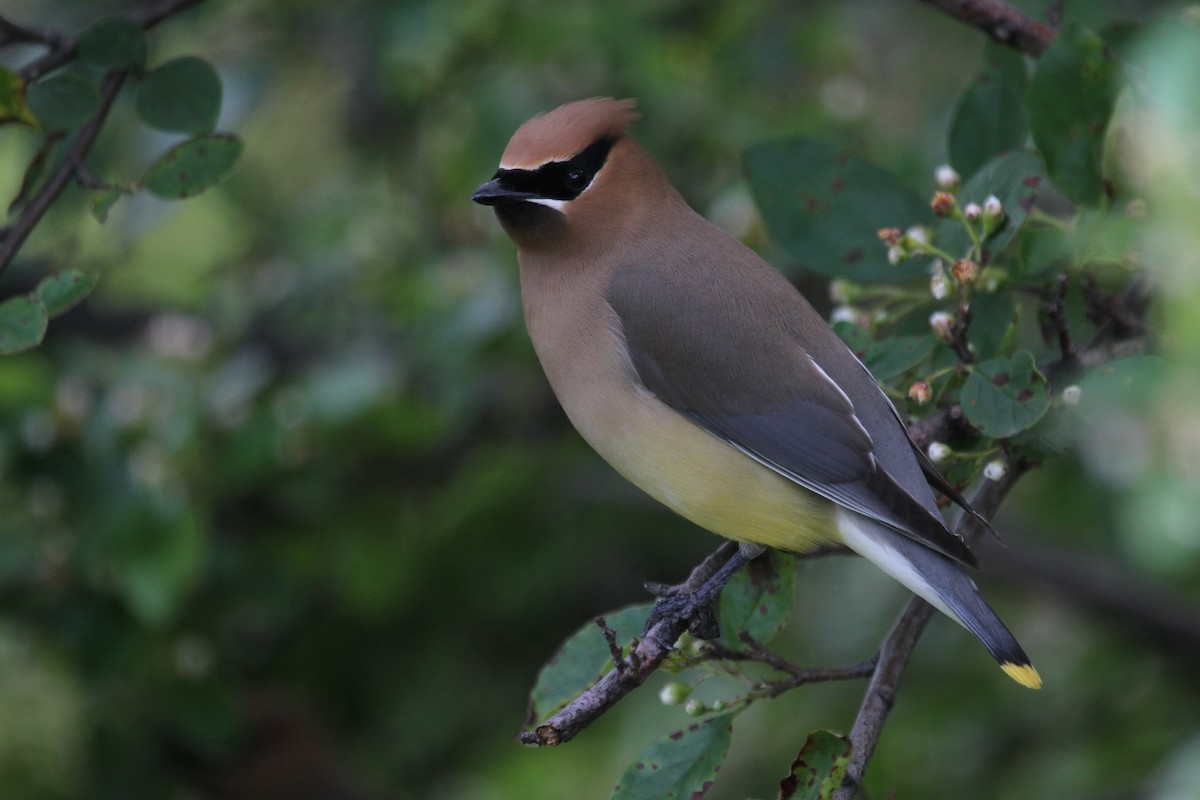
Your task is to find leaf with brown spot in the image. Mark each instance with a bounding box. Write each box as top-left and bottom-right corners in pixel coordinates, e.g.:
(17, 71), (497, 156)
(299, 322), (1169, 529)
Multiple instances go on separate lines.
(611, 713), (734, 800)
(745, 138), (932, 283)
(961, 351), (1051, 438)
(778, 730), (851, 800)
(718, 551), (794, 648)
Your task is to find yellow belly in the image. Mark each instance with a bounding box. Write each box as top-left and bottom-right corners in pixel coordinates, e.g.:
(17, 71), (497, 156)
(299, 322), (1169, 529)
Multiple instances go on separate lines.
(577, 383), (838, 552)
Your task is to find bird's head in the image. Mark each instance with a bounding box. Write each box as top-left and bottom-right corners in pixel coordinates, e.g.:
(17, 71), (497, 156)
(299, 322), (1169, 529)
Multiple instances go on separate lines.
(472, 98), (644, 248)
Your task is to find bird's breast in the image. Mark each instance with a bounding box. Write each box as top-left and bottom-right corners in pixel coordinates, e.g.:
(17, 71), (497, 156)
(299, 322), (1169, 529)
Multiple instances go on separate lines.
(519, 260), (835, 551)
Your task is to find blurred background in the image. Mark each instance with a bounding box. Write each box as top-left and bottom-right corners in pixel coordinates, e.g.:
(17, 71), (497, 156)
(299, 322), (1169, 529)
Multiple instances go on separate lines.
(1, 0), (1198, 798)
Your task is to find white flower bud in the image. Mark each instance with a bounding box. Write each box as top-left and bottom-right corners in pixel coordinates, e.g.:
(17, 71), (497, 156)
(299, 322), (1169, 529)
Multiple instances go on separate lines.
(1061, 385), (1082, 406)
(684, 698), (707, 717)
(963, 202), (983, 221)
(983, 195), (1004, 218)
(927, 442), (951, 463)
(929, 311), (955, 341)
(830, 305), (860, 325)
(930, 273), (949, 300)
(906, 225), (930, 247)
(935, 164), (960, 189)
(887, 245), (904, 265)
(983, 459), (1008, 481)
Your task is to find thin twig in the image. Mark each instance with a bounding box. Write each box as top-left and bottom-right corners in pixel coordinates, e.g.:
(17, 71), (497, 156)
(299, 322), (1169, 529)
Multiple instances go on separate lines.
(1, 0), (211, 278)
(914, 0), (1058, 56)
(18, 0), (208, 82)
(0, 13), (68, 49)
(0, 72), (125, 277)
(518, 542), (737, 746)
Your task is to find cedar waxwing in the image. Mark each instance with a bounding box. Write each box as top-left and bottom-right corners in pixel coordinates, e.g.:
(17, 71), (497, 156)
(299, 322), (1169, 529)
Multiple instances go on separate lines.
(472, 98), (1040, 689)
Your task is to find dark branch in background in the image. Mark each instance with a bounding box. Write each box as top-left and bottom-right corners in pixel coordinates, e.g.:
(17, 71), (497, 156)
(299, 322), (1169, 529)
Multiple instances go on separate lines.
(0, 73), (124, 276)
(915, 0), (1058, 55)
(0, 14), (69, 51)
(833, 469), (1024, 800)
(14, 0), (208, 82)
(0, 0), (209, 278)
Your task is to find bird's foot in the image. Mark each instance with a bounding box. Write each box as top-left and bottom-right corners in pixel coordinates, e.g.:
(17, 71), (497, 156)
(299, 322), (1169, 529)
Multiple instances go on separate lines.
(643, 586), (723, 642)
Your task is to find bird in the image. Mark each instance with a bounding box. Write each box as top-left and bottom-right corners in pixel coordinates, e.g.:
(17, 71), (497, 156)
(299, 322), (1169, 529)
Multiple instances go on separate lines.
(472, 97), (1040, 689)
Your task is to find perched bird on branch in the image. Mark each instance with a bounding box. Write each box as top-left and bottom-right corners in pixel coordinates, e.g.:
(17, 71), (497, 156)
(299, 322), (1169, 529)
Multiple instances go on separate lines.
(473, 97), (1039, 689)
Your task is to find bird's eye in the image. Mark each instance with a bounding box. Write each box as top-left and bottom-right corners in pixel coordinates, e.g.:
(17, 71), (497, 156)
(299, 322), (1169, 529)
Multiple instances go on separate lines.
(565, 168), (590, 190)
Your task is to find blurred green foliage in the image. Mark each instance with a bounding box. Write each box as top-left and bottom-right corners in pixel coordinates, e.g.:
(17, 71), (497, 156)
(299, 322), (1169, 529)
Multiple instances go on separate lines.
(0, 1), (1198, 799)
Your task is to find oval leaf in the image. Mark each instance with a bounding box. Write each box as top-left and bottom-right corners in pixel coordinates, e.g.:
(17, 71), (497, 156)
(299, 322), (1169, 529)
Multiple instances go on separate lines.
(961, 351), (1051, 437)
(745, 138), (932, 283)
(27, 73), (100, 131)
(719, 551), (794, 647)
(527, 603), (653, 725)
(36, 271), (100, 319)
(0, 295), (49, 355)
(938, 149), (1044, 261)
(778, 730), (852, 800)
(864, 335), (936, 381)
(78, 18), (148, 69)
(611, 713), (734, 800)
(1028, 23), (1121, 205)
(136, 56), (222, 134)
(142, 134), (243, 199)
(949, 40), (1030, 179)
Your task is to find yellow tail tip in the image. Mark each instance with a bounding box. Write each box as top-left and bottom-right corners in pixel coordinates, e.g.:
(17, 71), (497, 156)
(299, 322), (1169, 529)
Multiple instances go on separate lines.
(1001, 662), (1043, 690)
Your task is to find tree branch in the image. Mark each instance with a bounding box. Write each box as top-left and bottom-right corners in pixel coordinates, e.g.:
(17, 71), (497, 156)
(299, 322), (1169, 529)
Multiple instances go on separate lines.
(17, 0), (209, 82)
(0, 0), (209, 278)
(0, 72), (125, 277)
(519, 542), (739, 746)
(834, 471), (1022, 800)
(914, 0), (1058, 56)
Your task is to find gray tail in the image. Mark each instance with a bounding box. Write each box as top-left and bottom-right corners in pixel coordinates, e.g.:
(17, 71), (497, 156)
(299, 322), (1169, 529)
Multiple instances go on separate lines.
(837, 512), (1041, 689)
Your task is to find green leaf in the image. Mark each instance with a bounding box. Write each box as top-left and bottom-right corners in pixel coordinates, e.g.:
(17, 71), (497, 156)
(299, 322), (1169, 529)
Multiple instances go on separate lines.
(0, 67), (36, 125)
(832, 321), (871, 357)
(141, 134), (243, 199)
(1017, 225), (1071, 284)
(719, 551), (794, 647)
(1009, 407), (1075, 462)
(949, 41), (1030, 178)
(91, 188), (125, 223)
(967, 290), (1017, 361)
(1028, 23), (1121, 205)
(863, 335), (935, 381)
(26, 73), (100, 131)
(137, 56), (223, 134)
(611, 713), (734, 800)
(36, 271), (100, 319)
(745, 138), (932, 283)
(961, 351), (1051, 437)
(527, 603), (653, 725)
(778, 730), (852, 800)
(939, 149), (1044, 261)
(78, 18), (148, 70)
(0, 295), (49, 355)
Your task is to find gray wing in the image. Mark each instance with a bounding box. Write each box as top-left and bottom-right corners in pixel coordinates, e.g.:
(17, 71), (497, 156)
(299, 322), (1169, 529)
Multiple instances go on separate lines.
(608, 264), (977, 567)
